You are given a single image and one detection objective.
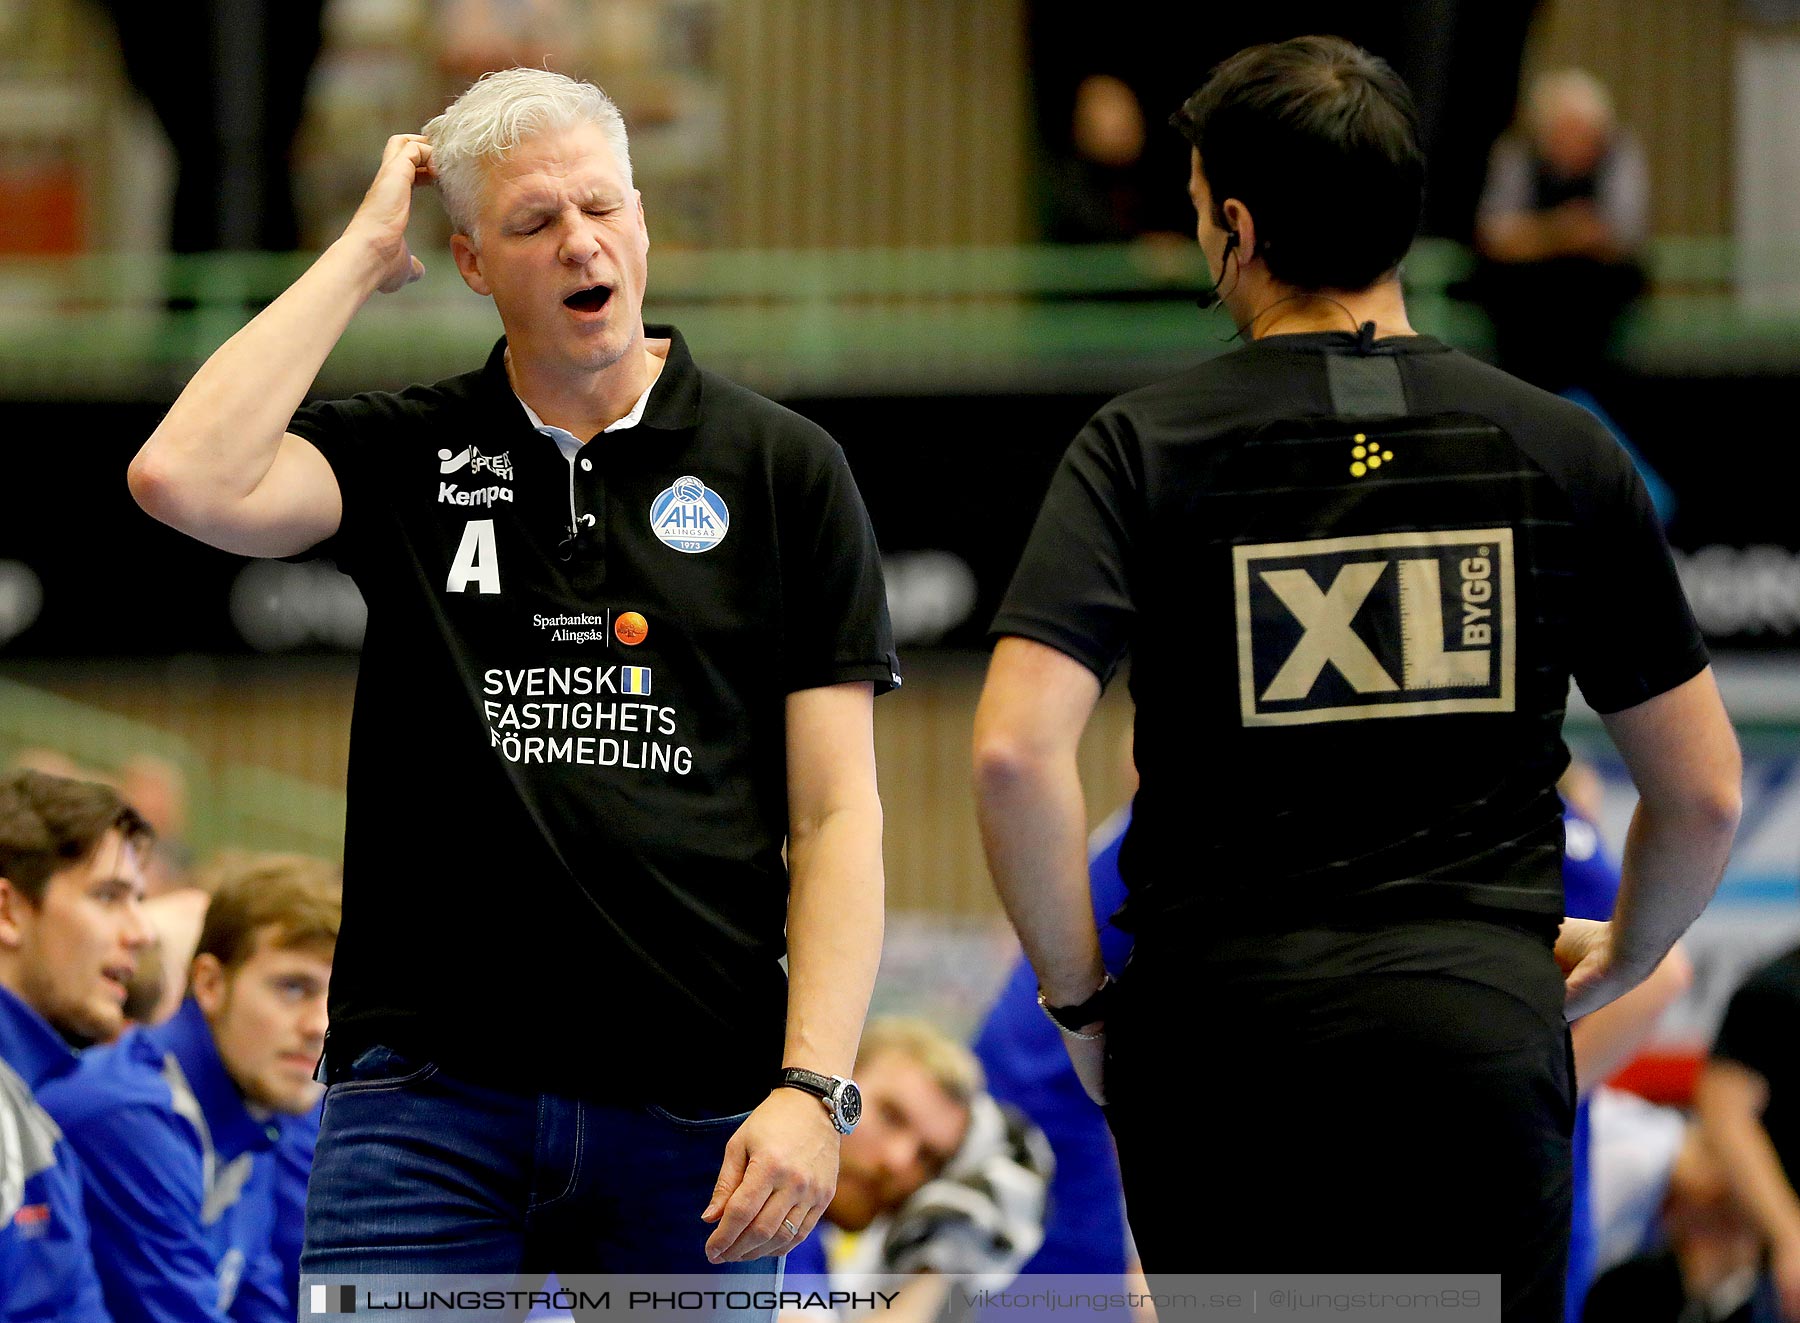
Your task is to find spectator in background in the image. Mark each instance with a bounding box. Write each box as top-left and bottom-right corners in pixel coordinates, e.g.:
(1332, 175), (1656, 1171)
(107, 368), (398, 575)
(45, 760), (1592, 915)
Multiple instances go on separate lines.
(121, 883), (212, 1027)
(1043, 75), (1164, 245)
(99, 1), (327, 253)
(40, 855), (339, 1323)
(118, 757), (195, 895)
(1695, 938), (1800, 1322)
(1473, 69), (1649, 391)
(1583, 1127), (1779, 1323)
(0, 770), (153, 1322)
(785, 1018), (1051, 1320)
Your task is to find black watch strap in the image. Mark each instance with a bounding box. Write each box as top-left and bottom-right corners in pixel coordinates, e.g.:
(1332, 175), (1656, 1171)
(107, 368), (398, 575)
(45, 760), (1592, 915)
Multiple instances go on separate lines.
(777, 1067), (834, 1099)
(1040, 974), (1116, 1032)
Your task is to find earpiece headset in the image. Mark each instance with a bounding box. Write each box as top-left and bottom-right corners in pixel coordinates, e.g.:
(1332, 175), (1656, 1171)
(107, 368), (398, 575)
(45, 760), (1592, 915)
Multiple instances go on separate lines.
(1195, 230), (1240, 310)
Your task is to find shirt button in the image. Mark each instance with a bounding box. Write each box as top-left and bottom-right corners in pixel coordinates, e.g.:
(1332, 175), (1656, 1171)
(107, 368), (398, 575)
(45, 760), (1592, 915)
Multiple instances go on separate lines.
(580, 457), (593, 471)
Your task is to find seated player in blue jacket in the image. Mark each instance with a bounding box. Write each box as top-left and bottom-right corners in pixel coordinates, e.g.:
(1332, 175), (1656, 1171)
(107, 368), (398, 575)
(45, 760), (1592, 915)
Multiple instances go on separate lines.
(271, 1096), (321, 1304)
(40, 854), (339, 1323)
(0, 770), (153, 1323)
(973, 807), (1132, 1289)
(783, 1017), (1051, 1316)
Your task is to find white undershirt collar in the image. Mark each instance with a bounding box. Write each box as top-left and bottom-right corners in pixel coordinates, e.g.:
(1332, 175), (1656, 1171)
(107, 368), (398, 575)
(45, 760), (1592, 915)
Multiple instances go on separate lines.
(515, 377), (657, 464)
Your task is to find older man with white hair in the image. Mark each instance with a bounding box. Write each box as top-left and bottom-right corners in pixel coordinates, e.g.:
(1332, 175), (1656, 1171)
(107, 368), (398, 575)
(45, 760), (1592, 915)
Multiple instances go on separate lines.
(128, 69), (896, 1281)
(1473, 67), (1650, 390)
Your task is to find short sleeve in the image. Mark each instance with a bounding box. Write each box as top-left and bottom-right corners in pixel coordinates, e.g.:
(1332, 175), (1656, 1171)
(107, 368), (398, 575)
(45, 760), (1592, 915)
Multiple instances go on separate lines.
(1712, 967), (1794, 1082)
(1566, 442), (1709, 714)
(286, 395), (385, 578)
(989, 413), (1138, 683)
(781, 445), (900, 695)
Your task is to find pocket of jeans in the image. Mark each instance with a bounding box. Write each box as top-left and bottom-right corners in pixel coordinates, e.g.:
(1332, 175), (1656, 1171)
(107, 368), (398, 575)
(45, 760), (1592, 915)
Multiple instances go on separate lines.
(327, 1044), (439, 1094)
(644, 1102), (756, 1131)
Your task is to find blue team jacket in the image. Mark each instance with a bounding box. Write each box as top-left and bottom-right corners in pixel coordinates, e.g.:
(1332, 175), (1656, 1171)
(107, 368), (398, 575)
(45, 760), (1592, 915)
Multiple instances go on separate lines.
(973, 809), (1134, 1282)
(39, 998), (288, 1323)
(270, 1098), (320, 1303)
(0, 983), (111, 1323)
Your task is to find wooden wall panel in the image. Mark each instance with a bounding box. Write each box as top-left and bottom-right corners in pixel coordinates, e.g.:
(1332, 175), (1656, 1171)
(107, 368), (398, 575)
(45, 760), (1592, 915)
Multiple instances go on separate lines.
(720, 0), (1029, 247)
(1526, 0), (1735, 237)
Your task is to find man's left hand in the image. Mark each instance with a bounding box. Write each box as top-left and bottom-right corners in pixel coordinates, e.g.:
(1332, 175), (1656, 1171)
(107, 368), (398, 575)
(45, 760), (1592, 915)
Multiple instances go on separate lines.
(1557, 915), (1657, 1020)
(702, 1087), (839, 1262)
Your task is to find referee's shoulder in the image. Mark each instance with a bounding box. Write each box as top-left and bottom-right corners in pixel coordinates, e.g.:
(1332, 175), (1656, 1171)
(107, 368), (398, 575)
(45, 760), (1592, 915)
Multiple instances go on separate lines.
(1432, 346), (1614, 438)
(1085, 351), (1261, 440)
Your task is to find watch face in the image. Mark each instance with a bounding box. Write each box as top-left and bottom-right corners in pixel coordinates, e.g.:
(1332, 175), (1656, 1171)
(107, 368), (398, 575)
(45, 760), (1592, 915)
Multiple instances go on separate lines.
(837, 1082), (862, 1130)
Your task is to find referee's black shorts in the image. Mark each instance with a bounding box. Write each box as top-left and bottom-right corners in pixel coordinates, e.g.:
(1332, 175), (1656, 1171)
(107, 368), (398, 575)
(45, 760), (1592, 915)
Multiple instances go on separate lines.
(1106, 922), (1574, 1323)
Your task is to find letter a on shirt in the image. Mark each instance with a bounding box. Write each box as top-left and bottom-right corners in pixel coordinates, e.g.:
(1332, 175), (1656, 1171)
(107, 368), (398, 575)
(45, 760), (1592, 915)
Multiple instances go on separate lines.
(447, 520), (501, 594)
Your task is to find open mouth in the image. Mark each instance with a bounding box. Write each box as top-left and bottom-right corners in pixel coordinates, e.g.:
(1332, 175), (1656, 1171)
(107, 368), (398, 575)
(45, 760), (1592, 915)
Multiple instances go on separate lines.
(564, 284), (613, 313)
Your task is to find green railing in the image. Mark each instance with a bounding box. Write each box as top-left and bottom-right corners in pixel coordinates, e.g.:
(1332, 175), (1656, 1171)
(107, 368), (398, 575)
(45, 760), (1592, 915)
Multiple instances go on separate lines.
(4, 238), (1800, 400)
(0, 676), (345, 859)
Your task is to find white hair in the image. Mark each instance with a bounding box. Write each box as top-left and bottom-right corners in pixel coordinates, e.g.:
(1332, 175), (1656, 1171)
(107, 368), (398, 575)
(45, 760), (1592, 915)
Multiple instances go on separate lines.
(1527, 68), (1616, 136)
(423, 68), (632, 239)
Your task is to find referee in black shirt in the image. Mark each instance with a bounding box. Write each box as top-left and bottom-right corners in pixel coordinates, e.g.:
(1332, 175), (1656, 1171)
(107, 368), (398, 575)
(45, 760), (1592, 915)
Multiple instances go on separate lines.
(973, 37), (1740, 1321)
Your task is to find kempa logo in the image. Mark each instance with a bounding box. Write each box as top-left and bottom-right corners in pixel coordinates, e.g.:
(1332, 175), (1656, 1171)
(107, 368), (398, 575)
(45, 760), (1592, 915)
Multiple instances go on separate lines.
(438, 446), (514, 479)
(1233, 528), (1516, 727)
(438, 483), (514, 507)
(309, 1283), (355, 1314)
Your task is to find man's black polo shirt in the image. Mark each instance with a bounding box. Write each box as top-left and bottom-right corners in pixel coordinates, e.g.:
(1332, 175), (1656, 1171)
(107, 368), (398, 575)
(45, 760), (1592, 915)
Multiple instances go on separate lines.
(994, 331), (1707, 940)
(290, 326), (898, 1109)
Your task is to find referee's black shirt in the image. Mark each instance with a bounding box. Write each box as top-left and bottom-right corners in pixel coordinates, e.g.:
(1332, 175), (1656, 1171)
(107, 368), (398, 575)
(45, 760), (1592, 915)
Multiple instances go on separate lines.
(994, 331), (1707, 938)
(290, 326), (898, 1109)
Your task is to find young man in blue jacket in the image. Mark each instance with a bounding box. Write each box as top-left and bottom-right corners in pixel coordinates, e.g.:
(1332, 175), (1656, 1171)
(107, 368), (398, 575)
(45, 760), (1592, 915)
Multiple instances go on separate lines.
(41, 854), (338, 1323)
(0, 769), (153, 1322)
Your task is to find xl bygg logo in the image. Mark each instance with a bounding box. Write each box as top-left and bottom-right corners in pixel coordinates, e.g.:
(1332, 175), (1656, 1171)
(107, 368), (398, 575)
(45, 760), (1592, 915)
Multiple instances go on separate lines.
(1233, 528), (1516, 727)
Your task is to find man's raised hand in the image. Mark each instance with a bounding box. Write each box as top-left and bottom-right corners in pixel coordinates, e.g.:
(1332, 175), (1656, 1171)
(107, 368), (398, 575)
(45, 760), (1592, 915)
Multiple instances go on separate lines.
(345, 134), (434, 294)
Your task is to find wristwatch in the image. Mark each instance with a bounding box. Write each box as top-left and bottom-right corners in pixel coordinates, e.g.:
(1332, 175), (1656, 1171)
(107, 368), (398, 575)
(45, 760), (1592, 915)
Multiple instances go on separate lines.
(776, 1067), (862, 1134)
(1037, 974), (1115, 1039)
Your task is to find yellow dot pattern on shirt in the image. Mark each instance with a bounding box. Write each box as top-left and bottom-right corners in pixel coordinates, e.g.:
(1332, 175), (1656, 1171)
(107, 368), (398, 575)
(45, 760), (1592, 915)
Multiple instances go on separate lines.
(1349, 433), (1396, 479)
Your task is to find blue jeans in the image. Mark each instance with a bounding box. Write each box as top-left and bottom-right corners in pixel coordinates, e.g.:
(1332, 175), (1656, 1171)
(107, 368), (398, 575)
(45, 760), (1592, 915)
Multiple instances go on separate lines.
(302, 1044), (784, 1280)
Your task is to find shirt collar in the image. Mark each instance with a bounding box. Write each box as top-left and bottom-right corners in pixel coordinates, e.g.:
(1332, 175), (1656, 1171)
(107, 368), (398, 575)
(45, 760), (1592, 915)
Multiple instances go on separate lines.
(148, 998), (280, 1160)
(517, 378), (656, 461)
(479, 323), (702, 439)
(0, 983), (79, 1092)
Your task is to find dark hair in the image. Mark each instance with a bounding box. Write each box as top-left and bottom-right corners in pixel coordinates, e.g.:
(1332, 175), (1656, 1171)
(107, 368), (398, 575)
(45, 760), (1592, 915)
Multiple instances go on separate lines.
(1172, 35), (1424, 291)
(0, 769), (153, 904)
(194, 852), (341, 974)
